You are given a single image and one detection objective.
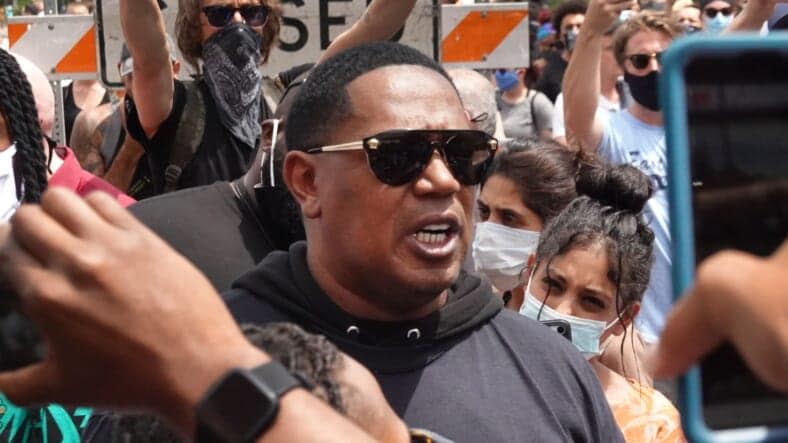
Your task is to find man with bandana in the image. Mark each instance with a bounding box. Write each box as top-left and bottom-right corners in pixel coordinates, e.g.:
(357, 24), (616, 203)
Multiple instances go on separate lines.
(119, 0), (282, 196)
(562, 0), (780, 346)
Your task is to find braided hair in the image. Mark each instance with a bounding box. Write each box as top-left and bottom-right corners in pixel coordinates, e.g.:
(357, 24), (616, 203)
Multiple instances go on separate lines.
(0, 48), (48, 203)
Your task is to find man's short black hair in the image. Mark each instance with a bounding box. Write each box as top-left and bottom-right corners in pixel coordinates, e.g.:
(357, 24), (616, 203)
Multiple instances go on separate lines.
(552, 0), (588, 33)
(285, 41), (457, 151)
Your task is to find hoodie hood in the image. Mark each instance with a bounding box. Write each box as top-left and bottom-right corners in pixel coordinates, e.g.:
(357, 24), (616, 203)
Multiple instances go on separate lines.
(230, 241), (502, 373)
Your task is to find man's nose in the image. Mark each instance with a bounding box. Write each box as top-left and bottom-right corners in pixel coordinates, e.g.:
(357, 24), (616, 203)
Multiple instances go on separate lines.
(231, 9), (244, 24)
(414, 149), (461, 196)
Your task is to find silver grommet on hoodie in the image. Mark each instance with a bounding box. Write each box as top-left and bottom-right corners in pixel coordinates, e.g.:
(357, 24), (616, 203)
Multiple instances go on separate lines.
(406, 328), (421, 340)
(346, 325), (360, 336)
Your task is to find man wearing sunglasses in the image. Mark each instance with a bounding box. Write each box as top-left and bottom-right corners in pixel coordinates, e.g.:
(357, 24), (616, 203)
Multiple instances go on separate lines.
(700, 0), (738, 33)
(119, 0), (282, 197)
(218, 41), (624, 443)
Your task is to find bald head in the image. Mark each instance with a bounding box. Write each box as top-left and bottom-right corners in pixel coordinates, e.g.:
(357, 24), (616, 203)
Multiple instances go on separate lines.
(12, 53), (55, 137)
(448, 69), (498, 136)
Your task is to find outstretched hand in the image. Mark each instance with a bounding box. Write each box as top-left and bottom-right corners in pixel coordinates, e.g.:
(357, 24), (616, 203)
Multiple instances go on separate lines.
(651, 241), (788, 392)
(583, 0), (637, 36)
(0, 188), (268, 433)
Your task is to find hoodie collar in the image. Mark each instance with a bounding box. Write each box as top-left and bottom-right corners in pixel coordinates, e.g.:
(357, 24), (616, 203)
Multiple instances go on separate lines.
(232, 242), (503, 373)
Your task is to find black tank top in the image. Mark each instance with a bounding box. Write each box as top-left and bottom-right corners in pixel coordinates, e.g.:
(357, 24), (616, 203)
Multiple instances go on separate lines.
(63, 82), (111, 144)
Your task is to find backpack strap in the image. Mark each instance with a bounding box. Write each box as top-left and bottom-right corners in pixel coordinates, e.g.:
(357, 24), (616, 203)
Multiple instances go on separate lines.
(164, 81), (206, 193)
(100, 107), (124, 169)
(528, 89), (539, 135)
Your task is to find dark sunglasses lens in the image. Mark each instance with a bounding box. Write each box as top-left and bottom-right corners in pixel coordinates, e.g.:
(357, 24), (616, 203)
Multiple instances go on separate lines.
(630, 54), (650, 69)
(367, 135), (432, 186)
(205, 6), (232, 26)
(240, 5), (269, 26)
(705, 7), (731, 17)
(444, 134), (495, 185)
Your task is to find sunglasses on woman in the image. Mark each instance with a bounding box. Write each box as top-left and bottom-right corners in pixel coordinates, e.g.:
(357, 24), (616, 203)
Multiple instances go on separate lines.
(306, 129), (499, 186)
(627, 51), (663, 70)
(704, 6), (732, 18)
(202, 4), (271, 28)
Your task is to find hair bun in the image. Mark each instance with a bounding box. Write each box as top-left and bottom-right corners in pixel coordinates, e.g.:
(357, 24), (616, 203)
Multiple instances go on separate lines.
(576, 163), (653, 213)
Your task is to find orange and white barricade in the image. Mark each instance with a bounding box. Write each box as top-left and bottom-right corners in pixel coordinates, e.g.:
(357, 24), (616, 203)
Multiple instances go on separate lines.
(7, 15), (97, 81)
(441, 2), (530, 69)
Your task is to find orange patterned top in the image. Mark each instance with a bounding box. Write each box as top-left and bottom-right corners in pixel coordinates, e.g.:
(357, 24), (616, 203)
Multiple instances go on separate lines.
(610, 379), (687, 443)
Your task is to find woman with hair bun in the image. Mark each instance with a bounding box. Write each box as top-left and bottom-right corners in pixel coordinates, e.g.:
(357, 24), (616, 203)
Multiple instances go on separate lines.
(519, 164), (685, 442)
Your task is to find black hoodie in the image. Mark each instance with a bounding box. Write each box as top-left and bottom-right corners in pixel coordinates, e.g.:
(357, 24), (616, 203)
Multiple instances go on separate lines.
(225, 242), (624, 443)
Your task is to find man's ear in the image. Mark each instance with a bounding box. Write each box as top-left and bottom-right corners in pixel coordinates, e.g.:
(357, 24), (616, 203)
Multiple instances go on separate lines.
(172, 61), (182, 77)
(283, 151), (321, 219)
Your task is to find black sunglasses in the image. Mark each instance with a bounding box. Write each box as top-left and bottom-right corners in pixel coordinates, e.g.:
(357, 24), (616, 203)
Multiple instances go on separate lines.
(704, 6), (732, 18)
(627, 51), (663, 70)
(306, 129), (498, 186)
(201, 4), (270, 28)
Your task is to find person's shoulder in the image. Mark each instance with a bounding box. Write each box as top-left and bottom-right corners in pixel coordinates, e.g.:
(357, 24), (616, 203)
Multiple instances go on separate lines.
(130, 181), (237, 222)
(223, 285), (295, 325)
(533, 90), (554, 107)
(490, 309), (587, 363)
(615, 380), (685, 442)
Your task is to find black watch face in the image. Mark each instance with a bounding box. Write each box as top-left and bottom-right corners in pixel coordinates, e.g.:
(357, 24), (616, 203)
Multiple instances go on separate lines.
(202, 371), (277, 441)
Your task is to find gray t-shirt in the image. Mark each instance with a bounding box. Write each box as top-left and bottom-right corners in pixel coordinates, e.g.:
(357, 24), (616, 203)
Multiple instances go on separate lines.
(498, 90), (554, 139)
(598, 110), (671, 343)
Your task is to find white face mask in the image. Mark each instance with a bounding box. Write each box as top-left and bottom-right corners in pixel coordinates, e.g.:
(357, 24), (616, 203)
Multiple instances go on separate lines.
(0, 143), (21, 222)
(519, 271), (619, 359)
(472, 222), (540, 292)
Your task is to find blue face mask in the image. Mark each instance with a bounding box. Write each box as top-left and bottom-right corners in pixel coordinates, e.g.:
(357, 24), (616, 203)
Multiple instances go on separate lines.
(519, 272), (619, 359)
(704, 12), (733, 34)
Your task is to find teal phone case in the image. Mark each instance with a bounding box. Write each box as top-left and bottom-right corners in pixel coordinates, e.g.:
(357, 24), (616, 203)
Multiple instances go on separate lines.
(660, 34), (788, 443)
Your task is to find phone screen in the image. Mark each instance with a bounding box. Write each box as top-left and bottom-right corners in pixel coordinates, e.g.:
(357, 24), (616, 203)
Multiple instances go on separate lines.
(685, 50), (788, 430)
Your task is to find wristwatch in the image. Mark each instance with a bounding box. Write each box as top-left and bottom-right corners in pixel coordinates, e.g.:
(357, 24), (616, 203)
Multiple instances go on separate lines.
(195, 360), (302, 443)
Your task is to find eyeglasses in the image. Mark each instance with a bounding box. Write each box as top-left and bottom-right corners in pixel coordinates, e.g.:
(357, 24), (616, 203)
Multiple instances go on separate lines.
(627, 52), (663, 70)
(201, 4), (271, 28)
(704, 6), (732, 18)
(306, 129), (499, 186)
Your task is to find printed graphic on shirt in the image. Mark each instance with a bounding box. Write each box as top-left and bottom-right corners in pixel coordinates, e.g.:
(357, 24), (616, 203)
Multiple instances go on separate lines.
(0, 395), (92, 443)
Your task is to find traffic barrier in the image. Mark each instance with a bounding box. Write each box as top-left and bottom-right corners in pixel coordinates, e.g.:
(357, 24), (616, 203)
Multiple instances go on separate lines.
(7, 15), (97, 80)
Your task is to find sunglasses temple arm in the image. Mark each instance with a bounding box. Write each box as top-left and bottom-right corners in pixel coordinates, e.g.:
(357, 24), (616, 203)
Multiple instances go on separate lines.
(316, 142), (366, 152)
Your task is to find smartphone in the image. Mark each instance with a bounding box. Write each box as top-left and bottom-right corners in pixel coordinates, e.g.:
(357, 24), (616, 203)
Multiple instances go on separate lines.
(541, 319), (572, 341)
(662, 35), (788, 442)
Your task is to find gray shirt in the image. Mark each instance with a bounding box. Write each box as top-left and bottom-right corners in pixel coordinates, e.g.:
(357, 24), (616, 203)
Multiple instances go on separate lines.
(498, 89), (555, 139)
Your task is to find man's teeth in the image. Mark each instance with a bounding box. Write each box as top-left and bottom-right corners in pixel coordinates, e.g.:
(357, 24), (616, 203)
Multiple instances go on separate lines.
(415, 231), (448, 244)
(423, 223), (450, 231)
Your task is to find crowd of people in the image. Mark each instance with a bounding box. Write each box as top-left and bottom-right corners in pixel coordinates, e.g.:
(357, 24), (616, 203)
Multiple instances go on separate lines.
(0, 0), (786, 442)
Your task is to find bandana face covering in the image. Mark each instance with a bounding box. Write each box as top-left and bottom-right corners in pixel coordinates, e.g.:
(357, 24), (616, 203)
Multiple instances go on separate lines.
(202, 23), (263, 148)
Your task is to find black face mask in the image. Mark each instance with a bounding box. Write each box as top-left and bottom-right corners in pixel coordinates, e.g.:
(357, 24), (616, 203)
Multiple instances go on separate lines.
(625, 70), (661, 111)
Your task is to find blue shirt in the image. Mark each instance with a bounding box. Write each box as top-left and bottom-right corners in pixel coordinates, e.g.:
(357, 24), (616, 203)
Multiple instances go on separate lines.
(599, 110), (671, 343)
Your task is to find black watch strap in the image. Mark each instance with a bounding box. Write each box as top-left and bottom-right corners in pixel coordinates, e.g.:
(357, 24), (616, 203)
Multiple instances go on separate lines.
(195, 360), (302, 443)
(249, 360), (301, 398)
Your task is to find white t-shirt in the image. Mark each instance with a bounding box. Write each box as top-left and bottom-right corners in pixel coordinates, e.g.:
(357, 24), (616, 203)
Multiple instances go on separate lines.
(598, 110), (670, 343)
(552, 93), (621, 139)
